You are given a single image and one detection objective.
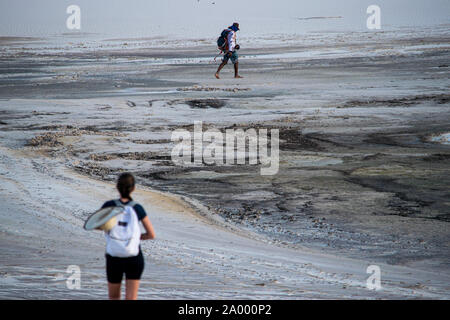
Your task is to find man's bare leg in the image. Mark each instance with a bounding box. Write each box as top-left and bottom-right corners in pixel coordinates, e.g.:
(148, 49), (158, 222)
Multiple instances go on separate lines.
(215, 61), (227, 79)
(234, 62), (243, 78)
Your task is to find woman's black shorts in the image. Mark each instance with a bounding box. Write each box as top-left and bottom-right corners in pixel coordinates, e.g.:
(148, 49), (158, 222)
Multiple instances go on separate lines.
(105, 250), (144, 283)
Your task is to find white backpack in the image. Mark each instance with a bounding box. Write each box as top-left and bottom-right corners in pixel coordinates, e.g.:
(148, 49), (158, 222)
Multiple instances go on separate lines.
(105, 200), (141, 258)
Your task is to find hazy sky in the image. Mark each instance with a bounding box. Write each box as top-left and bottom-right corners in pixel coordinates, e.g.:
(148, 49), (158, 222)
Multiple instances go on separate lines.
(1, 0), (449, 38)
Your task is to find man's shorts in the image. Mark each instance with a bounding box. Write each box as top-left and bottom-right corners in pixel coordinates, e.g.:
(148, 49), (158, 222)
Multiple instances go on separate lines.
(223, 51), (238, 64)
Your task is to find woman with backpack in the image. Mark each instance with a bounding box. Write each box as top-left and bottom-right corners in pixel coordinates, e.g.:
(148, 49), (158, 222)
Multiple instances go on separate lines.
(99, 173), (156, 300)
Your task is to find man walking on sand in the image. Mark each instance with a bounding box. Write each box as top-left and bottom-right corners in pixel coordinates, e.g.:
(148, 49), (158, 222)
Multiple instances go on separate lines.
(215, 22), (243, 79)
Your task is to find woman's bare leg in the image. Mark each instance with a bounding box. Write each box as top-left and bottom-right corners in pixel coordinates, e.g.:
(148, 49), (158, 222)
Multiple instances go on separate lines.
(125, 279), (140, 300)
(108, 282), (121, 300)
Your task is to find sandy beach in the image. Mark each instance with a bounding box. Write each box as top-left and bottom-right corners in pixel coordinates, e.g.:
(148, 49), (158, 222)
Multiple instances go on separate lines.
(0, 25), (449, 299)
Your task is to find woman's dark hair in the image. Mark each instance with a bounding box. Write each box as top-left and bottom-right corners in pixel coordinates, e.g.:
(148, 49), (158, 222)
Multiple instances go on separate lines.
(117, 173), (135, 199)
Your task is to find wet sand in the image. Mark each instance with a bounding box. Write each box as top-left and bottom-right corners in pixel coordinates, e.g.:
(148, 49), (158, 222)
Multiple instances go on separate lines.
(0, 29), (449, 298)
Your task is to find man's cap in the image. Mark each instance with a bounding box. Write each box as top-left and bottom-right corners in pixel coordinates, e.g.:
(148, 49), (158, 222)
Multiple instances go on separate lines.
(232, 22), (240, 30)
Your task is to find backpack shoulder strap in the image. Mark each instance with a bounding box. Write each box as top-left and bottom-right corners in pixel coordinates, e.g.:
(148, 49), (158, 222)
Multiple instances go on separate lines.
(113, 199), (123, 207)
(126, 201), (136, 208)
(113, 199), (136, 208)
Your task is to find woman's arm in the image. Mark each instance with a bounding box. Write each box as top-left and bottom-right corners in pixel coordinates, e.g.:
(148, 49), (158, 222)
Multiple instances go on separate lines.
(140, 216), (156, 240)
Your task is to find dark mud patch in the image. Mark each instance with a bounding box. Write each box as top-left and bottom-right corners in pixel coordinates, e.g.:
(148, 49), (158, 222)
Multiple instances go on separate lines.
(364, 132), (407, 148)
(131, 139), (172, 145)
(0, 112), (32, 121)
(31, 111), (71, 116)
(339, 94), (450, 108)
(0, 123), (101, 133)
(89, 151), (172, 162)
(165, 98), (228, 109)
(27, 132), (64, 147)
(345, 176), (443, 219)
(15, 124), (125, 137)
(305, 133), (354, 150)
(279, 129), (322, 151)
(365, 129), (450, 149)
(387, 197), (426, 217)
(422, 153), (450, 162)
(177, 86), (251, 93)
(214, 203), (267, 223)
(126, 100), (136, 107)
(26, 128), (126, 148)
(363, 131), (437, 149)
(97, 105), (112, 110)
(5, 124), (75, 132)
(219, 123), (322, 152)
(139, 171), (174, 181)
(362, 153), (387, 161)
(435, 213), (450, 222)
(72, 162), (119, 180)
(185, 99), (227, 109)
(17, 124), (101, 133)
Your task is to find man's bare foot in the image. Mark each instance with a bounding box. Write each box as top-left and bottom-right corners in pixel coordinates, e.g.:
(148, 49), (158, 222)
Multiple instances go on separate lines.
(215, 73), (220, 79)
(235, 75), (243, 79)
